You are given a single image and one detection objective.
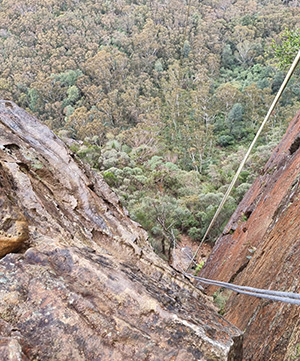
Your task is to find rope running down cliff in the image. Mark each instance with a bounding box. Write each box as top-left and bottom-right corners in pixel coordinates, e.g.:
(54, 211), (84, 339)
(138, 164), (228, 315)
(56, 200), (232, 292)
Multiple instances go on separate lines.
(186, 48), (300, 271)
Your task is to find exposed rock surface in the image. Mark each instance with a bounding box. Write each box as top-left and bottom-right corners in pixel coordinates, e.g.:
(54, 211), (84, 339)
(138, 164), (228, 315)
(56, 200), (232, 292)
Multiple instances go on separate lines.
(0, 100), (243, 360)
(201, 110), (300, 361)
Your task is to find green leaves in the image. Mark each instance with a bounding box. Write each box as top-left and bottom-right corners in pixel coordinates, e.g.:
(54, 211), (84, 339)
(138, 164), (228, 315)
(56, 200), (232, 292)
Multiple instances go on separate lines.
(272, 28), (300, 70)
(2, 0), (299, 262)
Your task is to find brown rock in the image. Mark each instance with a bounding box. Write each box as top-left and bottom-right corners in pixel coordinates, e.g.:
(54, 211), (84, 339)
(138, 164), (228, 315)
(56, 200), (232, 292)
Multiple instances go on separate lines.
(201, 110), (300, 360)
(0, 319), (29, 360)
(0, 100), (243, 360)
(0, 219), (29, 257)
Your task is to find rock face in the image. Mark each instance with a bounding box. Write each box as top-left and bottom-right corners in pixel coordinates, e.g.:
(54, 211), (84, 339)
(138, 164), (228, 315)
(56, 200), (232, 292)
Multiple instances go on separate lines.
(201, 110), (300, 361)
(0, 100), (243, 360)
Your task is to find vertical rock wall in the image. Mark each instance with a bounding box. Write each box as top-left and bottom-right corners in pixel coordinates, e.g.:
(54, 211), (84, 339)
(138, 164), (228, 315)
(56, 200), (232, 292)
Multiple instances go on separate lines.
(201, 110), (300, 360)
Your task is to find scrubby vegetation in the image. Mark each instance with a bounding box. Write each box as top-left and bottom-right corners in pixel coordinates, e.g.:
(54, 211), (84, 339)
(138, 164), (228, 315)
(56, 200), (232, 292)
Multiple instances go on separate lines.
(1, 0), (300, 259)
(67, 126), (283, 260)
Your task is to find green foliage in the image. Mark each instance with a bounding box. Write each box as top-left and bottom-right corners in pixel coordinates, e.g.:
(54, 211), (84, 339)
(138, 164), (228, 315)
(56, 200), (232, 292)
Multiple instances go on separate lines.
(188, 227), (202, 241)
(28, 88), (41, 113)
(221, 44), (235, 69)
(228, 103), (244, 124)
(213, 290), (230, 315)
(290, 343), (300, 360)
(1, 0), (299, 259)
(235, 183), (251, 202)
(271, 71), (285, 94)
(77, 145), (101, 167)
(194, 261), (205, 275)
(103, 170), (118, 187)
(106, 140), (121, 151)
(67, 86), (80, 104)
(217, 134), (235, 147)
(72, 123), (278, 258)
(65, 105), (75, 117)
(0, 0), (296, 144)
(182, 40), (191, 58)
(154, 60), (164, 72)
(147, 156), (163, 170)
(99, 148), (130, 170)
(272, 28), (300, 70)
(52, 70), (82, 87)
(227, 103), (245, 139)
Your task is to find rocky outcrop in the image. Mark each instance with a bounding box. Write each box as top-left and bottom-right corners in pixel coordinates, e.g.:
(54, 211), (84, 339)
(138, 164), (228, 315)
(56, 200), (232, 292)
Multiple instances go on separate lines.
(201, 110), (300, 361)
(0, 100), (243, 360)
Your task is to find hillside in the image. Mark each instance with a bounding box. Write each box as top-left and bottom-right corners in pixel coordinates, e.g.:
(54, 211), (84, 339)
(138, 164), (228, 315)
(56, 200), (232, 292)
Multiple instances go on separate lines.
(1, 1), (300, 358)
(0, 0), (300, 255)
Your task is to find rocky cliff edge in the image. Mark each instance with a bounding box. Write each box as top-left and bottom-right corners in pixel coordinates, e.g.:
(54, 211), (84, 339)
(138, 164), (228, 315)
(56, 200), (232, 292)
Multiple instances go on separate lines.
(201, 109), (300, 361)
(0, 100), (242, 361)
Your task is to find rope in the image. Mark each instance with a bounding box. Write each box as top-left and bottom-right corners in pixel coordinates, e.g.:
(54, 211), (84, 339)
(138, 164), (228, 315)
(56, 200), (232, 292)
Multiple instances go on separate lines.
(186, 48), (300, 271)
(182, 271), (300, 306)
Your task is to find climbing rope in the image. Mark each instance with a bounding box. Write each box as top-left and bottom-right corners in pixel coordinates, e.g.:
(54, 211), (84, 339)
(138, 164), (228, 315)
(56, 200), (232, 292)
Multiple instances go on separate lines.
(186, 48), (300, 271)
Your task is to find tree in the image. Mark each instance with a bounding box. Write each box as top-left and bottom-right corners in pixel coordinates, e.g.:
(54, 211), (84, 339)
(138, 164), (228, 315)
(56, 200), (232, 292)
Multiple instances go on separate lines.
(227, 103), (244, 139)
(272, 28), (300, 70)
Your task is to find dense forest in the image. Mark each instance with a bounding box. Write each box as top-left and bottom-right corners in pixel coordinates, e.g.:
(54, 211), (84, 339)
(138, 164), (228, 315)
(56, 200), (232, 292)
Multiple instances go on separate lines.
(1, 0), (300, 260)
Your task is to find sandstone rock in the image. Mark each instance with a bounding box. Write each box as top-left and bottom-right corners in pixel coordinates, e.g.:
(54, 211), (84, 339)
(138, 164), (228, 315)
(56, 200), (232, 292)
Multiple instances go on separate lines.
(0, 100), (243, 360)
(201, 110), (300, 360)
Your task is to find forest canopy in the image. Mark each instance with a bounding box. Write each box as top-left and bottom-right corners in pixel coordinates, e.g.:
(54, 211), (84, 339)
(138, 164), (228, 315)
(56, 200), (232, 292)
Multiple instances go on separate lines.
(1, 0), (300, 260)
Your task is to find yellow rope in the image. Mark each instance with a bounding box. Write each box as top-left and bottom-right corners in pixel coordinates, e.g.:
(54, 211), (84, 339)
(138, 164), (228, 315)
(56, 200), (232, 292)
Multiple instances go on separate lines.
(186, 49), (300, 271)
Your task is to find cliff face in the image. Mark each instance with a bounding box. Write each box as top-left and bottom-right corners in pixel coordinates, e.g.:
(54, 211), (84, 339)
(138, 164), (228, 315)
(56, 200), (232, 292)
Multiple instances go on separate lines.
(201, 110), (300, 361)
(0, 100), (242, 361)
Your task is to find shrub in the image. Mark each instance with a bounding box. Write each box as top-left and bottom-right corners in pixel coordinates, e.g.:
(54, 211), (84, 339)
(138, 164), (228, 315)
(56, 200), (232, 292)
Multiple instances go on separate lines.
(103, 171), (118, 187)
(188, 227), (202, 241)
